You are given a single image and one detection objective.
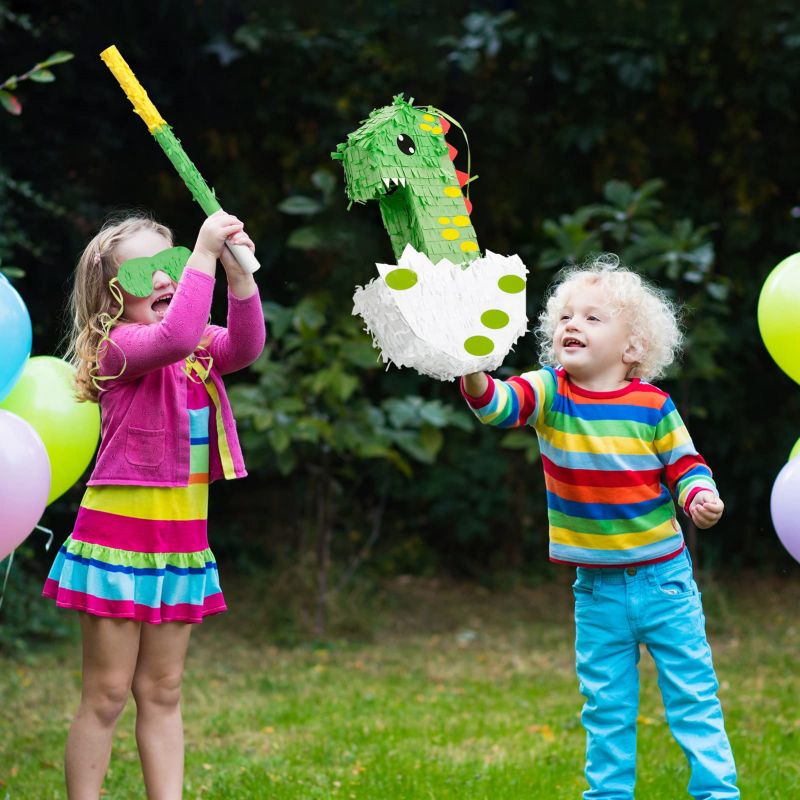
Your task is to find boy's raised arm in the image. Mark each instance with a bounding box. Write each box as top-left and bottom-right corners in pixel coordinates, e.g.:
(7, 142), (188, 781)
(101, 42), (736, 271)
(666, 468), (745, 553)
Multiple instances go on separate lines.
(460, 370), (542, 429)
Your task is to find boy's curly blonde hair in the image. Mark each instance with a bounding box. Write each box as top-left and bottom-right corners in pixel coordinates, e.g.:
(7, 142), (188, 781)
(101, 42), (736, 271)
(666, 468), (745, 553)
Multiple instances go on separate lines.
(535, 254), (683, 382)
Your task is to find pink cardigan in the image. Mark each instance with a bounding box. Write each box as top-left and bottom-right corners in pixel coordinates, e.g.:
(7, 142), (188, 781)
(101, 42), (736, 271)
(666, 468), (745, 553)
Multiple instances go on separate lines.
(88, 268), (266, 487)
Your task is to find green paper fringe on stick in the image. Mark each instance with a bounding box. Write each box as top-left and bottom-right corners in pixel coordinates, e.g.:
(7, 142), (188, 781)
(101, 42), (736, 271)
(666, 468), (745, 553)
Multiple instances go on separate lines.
(100, 45), (259, 274)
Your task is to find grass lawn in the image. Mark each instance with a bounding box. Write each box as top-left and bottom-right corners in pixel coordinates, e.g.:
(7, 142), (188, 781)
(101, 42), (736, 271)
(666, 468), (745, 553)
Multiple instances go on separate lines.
(1, 571), (798, 798)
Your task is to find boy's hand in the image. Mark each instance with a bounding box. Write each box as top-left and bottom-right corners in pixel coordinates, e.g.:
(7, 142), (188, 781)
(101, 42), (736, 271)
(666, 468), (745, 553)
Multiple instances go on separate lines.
(462, 372), (488, 397)
(689, 491), (724, 529)
(195, 210), (244, 260)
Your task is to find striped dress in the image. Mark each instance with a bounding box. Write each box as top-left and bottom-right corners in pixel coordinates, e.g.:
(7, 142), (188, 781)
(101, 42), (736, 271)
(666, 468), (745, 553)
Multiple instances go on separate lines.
(43, 358), (226, 623)
(463, 366), (717, 567)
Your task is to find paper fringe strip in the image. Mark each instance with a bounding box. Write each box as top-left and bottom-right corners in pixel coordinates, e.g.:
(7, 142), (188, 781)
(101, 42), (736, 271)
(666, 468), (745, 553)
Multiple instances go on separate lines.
(353, 245), (528, 382)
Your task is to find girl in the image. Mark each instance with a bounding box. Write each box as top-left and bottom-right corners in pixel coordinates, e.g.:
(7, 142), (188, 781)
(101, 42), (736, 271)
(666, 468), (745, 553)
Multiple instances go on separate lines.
(461, 256), (738, 799)
(43, 210), (266, 799)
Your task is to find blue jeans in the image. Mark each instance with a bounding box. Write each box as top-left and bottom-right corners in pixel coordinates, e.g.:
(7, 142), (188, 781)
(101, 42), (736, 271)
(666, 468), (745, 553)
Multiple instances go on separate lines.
(573, 549), (738, 799)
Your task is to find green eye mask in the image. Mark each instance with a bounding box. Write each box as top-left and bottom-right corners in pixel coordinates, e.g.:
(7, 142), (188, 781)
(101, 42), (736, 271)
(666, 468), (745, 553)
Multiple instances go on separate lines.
(115, 246), (192, 297)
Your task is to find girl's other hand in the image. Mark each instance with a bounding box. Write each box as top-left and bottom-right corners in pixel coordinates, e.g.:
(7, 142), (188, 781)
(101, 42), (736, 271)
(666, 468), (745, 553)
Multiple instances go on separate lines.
(219, 229), (255, 276)
(220, 226), (258, 299)
(194, 210), (244, 260)
(689, 492), (724, 529)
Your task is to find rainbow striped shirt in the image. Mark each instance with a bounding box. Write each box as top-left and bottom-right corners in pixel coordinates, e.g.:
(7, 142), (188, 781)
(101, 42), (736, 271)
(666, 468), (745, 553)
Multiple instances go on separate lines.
(462, 366), (717, 567)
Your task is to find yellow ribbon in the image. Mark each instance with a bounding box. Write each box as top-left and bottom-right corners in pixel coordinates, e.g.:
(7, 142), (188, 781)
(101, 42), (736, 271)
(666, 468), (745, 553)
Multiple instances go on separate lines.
(90, 277), (128, 393)
(183, 350), (236, 479)
(183, 348), (214, 383)
(418, 105), (477, 202)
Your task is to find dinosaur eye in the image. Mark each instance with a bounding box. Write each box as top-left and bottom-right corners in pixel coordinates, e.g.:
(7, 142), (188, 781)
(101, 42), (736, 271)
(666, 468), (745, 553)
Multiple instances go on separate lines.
(396, 134), (416, 155)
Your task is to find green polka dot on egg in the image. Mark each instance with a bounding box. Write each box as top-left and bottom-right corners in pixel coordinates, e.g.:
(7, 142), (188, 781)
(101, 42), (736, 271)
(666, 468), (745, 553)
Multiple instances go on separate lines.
(385, 268), (418, 290)
(464, 335), (494, 356)
(481, 309), (509, 329)
(498, 275), (525, 294)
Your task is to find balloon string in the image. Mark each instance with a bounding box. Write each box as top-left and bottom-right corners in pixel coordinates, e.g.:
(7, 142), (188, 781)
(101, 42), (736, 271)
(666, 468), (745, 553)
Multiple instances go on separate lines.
(0, 526), (54, 612)
(420, 105), (475, 202)
(35, 524), (54, 551)
(90, 277), (127, 393)
(0, 550), (13, 612)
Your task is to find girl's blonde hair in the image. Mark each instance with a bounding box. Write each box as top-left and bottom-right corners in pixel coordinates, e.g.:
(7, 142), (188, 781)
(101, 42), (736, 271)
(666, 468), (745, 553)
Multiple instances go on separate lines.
(535, 254), (683, 382)
(64, 213), (173, 402)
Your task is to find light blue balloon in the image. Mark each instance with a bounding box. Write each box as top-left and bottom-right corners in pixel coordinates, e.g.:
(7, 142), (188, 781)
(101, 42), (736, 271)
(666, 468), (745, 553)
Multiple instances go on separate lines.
(0, 277), (32, 401)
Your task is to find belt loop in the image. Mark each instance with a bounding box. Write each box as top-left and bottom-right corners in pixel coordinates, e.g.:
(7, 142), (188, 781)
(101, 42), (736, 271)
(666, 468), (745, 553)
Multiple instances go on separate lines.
(592, 570), (601, 599)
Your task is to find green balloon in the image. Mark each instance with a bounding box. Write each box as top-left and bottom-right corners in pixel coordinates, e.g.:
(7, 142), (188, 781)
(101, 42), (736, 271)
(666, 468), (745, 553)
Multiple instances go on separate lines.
(790, 437), (800, 462)
(758, 252), (800, 385)
(0, 356), (100, 504)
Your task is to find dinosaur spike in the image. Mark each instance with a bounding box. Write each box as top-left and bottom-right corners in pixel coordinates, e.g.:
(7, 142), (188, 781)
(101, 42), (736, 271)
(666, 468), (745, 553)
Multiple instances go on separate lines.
(455, 169), (470, 188)
(463, 197), (473, 215)
(438, 116), (451, 134)
(447, 142), (458, 161)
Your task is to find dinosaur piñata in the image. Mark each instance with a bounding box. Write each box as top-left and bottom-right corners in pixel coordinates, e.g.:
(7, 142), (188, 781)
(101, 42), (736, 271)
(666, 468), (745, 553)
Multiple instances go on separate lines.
(332, 95), (527, 380)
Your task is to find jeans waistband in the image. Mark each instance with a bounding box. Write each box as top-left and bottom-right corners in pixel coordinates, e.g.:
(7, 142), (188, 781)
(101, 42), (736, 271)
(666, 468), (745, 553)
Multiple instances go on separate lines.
(576, 547), (690, 585)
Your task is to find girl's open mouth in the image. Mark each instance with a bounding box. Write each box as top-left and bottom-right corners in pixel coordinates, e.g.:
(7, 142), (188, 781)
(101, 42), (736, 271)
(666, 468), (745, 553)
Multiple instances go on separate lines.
(151, 293), (173, 317)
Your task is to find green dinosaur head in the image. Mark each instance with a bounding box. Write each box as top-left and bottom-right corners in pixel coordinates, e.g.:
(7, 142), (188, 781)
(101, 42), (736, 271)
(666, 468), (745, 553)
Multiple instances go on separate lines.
(331, 94), (450, 203)
(332, 95), (480, 265)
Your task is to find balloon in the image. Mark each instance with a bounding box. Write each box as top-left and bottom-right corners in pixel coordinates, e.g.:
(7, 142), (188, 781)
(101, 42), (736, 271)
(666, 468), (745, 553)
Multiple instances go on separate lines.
(770, 456), (800, 564)
(758, 252), (800, 385)
(0, 410), (51, 560)
(0, 272), (33, 401)
(0, 357), (100, 504)
(790, 437), (800, 462)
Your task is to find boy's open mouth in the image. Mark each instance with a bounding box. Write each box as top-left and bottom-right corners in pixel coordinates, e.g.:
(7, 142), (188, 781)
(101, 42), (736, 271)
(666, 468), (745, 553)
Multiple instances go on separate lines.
(563, 337), (585, 348)
(151, 293), (174, 317)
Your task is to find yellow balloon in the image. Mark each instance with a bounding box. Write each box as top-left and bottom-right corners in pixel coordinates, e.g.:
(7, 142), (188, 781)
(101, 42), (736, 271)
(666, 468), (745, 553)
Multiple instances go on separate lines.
(0, 356), (100, 504)
(758, 252), (800, 385)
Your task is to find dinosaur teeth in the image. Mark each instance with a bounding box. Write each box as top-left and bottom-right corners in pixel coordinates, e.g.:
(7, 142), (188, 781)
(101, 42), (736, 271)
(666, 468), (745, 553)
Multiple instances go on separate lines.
(381, 176), (405, 194)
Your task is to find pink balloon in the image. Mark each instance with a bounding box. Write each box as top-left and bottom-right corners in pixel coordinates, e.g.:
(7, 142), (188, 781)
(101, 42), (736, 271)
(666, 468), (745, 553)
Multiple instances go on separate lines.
(770, 455), (800, 565)
(0, 409), (51, 560)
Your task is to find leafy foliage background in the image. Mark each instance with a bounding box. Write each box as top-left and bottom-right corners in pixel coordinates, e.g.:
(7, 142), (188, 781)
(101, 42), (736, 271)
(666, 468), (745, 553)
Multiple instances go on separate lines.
(3, 0), (800, 617)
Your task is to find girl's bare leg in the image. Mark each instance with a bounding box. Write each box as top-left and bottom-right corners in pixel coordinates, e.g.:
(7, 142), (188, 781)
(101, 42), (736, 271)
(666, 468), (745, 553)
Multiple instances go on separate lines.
(65, 614), (142, 799)
(131, 621), (192, 800)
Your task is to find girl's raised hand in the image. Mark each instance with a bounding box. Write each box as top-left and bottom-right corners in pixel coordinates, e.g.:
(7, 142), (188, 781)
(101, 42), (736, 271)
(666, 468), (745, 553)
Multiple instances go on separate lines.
(219, 227), (258, 299)
(219, 229), (255, 275)
(194, 210), (244, 261)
